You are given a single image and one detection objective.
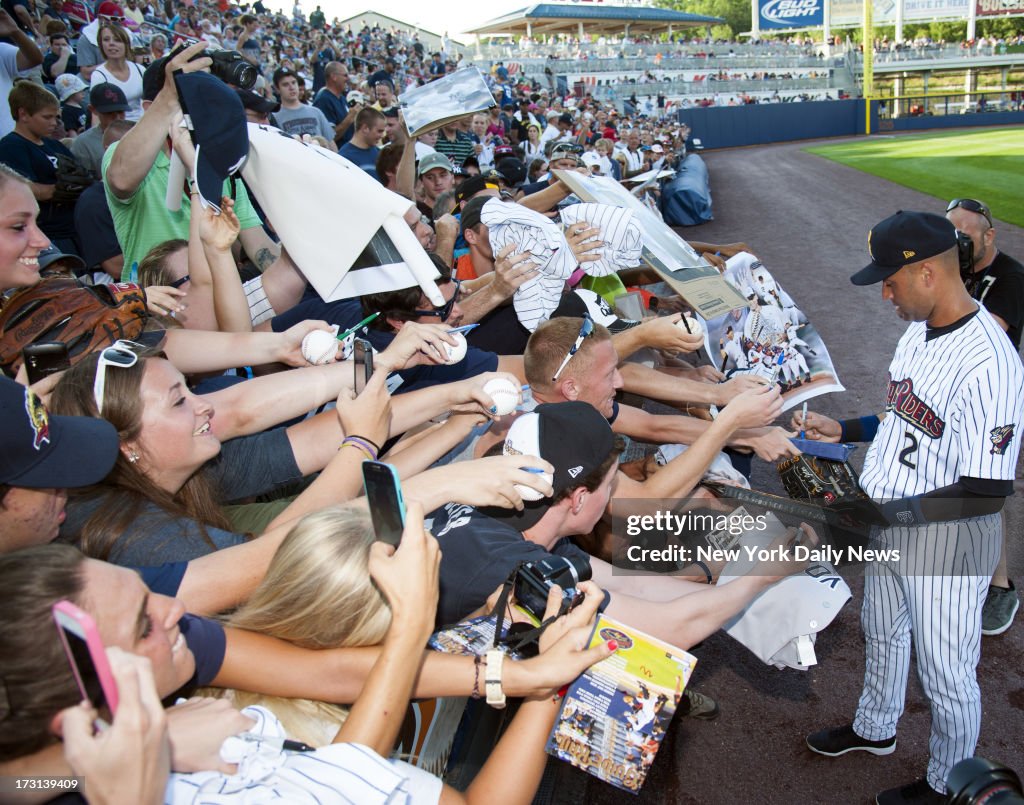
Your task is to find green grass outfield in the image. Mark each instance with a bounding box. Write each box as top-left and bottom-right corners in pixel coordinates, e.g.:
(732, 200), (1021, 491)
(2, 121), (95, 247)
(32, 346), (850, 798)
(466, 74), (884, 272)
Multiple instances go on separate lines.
(805, 128), (1024, 228)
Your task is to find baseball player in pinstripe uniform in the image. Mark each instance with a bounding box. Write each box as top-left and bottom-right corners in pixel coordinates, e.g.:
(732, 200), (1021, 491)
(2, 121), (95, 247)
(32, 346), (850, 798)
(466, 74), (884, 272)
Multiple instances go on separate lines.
(796, 212), (1024, 805)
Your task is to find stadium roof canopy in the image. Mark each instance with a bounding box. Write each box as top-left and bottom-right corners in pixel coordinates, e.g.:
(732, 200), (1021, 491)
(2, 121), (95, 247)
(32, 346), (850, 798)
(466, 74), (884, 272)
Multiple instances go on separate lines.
(466, 3), (724, 37)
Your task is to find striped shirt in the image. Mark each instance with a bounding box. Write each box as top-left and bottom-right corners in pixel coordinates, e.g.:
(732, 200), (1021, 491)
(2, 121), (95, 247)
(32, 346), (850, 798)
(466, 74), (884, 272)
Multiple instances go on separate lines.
(860, 306), (1024, 501)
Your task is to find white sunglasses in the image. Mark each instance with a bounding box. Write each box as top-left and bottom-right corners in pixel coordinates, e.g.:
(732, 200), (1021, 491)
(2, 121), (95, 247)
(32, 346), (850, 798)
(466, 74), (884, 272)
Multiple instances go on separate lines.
(93, 340), (144, 415)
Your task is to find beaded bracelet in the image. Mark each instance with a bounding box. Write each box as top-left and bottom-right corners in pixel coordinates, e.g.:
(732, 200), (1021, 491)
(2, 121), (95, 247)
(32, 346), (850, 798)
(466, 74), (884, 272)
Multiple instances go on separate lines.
(471, 655), (483, 699)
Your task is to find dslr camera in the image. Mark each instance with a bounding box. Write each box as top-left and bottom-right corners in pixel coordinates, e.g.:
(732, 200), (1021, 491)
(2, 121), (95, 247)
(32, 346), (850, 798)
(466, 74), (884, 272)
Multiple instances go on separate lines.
(956, 229), (975, 282)
(514, 555), (591, 621)
(189, 49), (257, 90)
(948, 757), (1024, 805)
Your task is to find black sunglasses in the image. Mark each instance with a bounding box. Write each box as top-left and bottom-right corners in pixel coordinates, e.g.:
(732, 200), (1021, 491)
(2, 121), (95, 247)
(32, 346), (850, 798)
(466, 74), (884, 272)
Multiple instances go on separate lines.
(413, 279), (462, 322)
(169, 274), (191, 289)
(551, 314), (594, 381)
(946, 198), (992, 228)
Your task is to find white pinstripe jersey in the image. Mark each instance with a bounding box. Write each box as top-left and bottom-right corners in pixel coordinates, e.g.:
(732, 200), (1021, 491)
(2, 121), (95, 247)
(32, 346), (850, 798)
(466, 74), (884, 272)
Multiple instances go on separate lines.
(860, 306), (1024, 500)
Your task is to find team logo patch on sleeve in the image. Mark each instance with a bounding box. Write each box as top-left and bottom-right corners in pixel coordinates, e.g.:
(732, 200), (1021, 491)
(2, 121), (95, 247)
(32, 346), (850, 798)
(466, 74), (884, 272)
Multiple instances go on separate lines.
(989, 425), (1015, 455)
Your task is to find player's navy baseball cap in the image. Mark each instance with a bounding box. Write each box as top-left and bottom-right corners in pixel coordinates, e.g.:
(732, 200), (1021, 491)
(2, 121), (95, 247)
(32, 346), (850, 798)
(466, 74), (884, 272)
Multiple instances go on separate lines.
(0, 377), (118, 488)
(481, 401), (616, 529)
(851, 210), (957, 286)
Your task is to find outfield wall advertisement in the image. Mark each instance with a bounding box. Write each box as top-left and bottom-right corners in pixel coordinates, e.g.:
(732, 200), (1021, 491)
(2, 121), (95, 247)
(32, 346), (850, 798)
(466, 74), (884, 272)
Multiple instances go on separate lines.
(758, 0), (824, 29)
(829, 0), (970, 26)
(760, 0), (1022, 28)
(976, 0), (1024, 15)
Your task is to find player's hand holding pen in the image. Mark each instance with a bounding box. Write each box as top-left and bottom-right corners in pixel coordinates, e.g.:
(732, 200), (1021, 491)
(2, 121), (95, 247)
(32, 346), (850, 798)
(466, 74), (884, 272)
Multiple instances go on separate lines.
(790, 409), (842, 443)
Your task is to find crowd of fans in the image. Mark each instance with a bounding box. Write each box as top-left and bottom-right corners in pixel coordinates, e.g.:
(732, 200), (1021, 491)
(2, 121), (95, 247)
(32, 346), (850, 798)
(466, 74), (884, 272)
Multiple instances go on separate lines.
(0, 2), (1020, 804)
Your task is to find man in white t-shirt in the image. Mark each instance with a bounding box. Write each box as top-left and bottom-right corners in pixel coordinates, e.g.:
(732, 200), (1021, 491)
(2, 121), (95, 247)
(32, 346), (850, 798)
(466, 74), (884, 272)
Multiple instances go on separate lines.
(0, 10), (43, 137)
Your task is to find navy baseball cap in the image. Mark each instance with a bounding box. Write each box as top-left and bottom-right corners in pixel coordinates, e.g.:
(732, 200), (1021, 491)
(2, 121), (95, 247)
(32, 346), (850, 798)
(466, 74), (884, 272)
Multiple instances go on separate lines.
(89, 82), (129, 113)
(852, 211), (958, 286)
(0, 377), (119, 488)
(174, 72), (249, 213)
(481, 401), (615, 529)
(235, 87), (279, 115)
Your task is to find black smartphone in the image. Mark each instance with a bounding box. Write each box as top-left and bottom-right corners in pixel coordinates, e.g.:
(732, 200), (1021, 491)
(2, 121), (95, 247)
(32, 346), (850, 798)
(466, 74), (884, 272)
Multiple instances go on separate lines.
(22, 342), (70, 385)
(353, 337), (373, 394)
(362, 460), (406, 546)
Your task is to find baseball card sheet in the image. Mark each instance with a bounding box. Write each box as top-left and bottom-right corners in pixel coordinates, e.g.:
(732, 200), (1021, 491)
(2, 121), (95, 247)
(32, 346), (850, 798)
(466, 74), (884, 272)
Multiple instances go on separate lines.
(704, 252), (845, 412)
(545, 615), (697, 794)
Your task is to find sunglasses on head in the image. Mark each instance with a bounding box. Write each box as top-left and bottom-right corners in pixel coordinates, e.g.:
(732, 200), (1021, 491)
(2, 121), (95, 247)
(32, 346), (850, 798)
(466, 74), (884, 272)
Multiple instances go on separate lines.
(93, 340), (145, 415)
(551, 314), (594, 382)
(946, 198), (992, 228)
(413, 278), (462, 322)
(552, 143), (583, 157)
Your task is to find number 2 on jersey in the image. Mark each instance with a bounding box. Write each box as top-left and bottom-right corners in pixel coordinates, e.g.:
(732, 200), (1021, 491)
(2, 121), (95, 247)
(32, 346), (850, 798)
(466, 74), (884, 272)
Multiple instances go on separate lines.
(899, 431), (918, 469)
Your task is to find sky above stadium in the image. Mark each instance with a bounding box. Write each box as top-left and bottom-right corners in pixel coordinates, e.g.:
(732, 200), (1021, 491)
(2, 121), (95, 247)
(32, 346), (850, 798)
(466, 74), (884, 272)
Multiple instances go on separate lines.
(272, 0), (532, 39)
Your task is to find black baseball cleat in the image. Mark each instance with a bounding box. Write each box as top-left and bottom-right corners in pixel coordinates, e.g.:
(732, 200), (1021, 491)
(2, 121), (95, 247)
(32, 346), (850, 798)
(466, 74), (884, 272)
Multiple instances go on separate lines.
(875, 778), (945, 804)
(806, 724), (895, 757)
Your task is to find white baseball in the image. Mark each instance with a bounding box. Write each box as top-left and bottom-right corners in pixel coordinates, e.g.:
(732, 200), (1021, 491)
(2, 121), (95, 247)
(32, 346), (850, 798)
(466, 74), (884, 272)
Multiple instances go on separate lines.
(483, 377), (520, 416)
(301, 327), (339, 365)
(677, 315), (702, 335)
(444, 332), (468, 364)
(515, 471), (553, 502)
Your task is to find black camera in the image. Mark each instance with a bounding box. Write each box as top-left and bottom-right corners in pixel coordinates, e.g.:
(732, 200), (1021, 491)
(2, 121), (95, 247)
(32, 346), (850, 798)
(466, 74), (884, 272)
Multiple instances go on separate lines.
(514, 555), (591, 621)
(956, 229), (975, 281)
(192, 49), (257, 90)
(948, 757), (1024, 805)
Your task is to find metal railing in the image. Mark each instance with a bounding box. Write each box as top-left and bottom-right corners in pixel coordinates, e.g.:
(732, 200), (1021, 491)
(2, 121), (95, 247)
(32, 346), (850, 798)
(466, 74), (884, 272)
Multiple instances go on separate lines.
(848, 42), (1024, 65)
(598, 76), (840, 100)
(506, 55), (839, 75)
(473, 42), (822, 61)
(877, 88), (1024, 118)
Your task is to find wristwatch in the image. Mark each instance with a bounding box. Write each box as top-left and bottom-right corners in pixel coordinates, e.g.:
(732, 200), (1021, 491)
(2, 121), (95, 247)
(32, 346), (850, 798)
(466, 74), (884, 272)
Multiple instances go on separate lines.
(485, 649), (506, 709)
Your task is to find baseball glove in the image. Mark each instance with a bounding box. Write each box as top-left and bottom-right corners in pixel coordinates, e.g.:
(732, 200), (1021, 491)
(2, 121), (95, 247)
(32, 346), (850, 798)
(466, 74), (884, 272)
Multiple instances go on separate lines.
(51, 153), (94, 205)
(0, 278), (148, 376)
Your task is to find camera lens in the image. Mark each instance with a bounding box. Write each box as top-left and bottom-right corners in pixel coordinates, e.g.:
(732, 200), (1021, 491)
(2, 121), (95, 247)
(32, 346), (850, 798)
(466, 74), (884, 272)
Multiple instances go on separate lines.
(948, 757), (1024, 805)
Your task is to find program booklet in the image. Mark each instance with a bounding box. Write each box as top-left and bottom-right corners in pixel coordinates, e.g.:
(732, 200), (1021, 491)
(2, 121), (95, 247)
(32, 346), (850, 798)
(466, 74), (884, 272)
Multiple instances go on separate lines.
(545, 614), (697, 794)
(399, 67), (495, 137)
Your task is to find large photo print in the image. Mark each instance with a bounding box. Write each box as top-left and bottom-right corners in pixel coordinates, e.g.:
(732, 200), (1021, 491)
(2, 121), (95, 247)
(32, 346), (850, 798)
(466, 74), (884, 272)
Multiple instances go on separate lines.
(704, 252), (845, 411)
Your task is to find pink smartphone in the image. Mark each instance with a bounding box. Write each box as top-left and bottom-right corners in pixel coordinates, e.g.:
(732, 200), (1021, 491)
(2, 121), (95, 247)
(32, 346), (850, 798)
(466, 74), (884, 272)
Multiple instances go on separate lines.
(52, 600), (119, 719)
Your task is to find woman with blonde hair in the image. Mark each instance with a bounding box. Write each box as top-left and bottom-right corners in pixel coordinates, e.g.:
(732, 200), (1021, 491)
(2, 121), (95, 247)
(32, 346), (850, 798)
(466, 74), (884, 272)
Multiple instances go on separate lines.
(89, 23), (145, 121)
(207, 505), (393, 747)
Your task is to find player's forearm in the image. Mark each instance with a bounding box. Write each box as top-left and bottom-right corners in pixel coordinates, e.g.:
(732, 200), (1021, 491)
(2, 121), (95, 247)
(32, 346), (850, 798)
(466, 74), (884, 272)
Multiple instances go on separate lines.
(458, 283), (506, 324)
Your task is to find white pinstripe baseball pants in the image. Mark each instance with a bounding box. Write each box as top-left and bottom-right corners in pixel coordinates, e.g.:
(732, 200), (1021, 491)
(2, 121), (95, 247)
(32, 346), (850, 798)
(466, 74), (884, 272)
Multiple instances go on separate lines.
(852, 515), (1000, 793)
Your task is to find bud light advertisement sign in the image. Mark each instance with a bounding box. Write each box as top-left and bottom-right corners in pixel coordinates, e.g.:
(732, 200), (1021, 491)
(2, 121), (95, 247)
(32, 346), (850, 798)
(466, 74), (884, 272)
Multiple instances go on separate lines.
(759, 0), (824, 28)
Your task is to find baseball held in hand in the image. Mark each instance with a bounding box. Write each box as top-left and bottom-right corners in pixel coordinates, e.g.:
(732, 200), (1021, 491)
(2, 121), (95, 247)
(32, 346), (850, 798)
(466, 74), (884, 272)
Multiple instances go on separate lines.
(678, 315), (702, 334)
(482, 377), (521, 416)
(444, 332), (468, 364)
(515, 469), (554, 502)
(301, 327), (339, 365)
